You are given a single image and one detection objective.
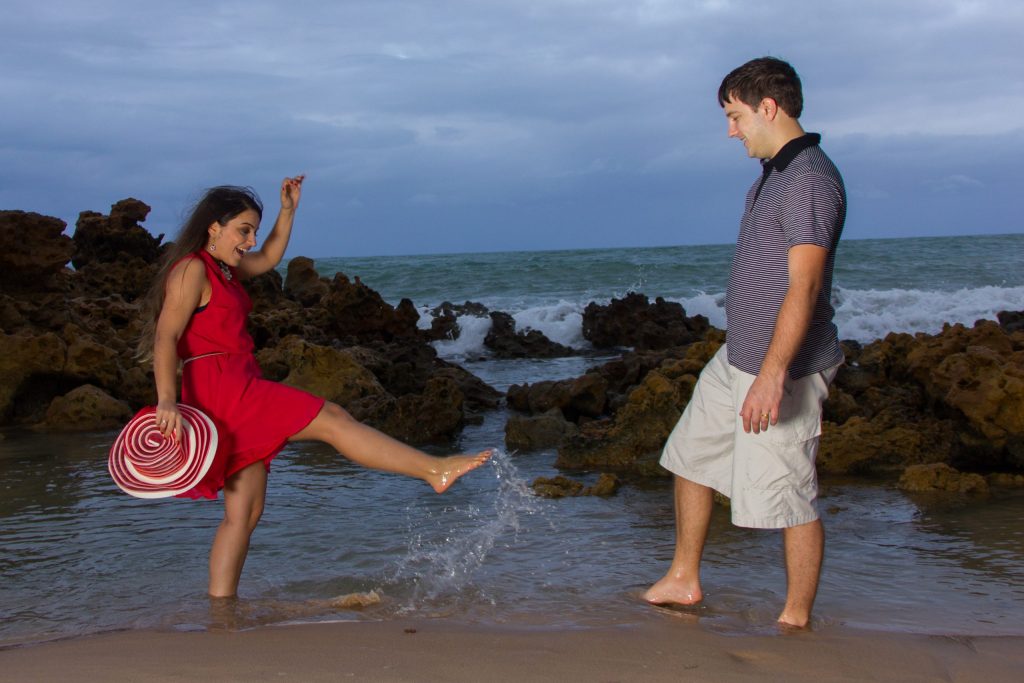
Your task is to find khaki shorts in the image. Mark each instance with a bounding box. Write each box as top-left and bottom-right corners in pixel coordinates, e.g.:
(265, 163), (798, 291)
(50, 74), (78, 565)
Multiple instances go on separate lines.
(660, 345), (839, 529)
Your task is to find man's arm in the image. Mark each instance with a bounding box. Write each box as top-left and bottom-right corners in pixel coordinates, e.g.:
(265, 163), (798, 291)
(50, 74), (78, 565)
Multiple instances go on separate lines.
(739, 243), (828, 434)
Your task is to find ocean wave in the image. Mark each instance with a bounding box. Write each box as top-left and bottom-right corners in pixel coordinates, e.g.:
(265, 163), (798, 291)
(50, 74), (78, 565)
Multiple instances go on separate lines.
(424, 285), (1023, 360)
(832, 285), (1024, 342)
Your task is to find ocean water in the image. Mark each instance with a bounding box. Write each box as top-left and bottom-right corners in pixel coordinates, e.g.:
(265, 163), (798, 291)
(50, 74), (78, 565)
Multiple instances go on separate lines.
(1, 233), (1023, 646)
(307, 233), (1024, 362)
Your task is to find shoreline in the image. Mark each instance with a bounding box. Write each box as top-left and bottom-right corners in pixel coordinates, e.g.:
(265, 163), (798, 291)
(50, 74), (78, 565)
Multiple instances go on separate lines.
(1, 617), (1021, 682)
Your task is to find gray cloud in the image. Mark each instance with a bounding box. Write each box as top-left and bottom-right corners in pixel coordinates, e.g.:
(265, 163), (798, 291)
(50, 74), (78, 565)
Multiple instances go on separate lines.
(1, 0), (1020, 256)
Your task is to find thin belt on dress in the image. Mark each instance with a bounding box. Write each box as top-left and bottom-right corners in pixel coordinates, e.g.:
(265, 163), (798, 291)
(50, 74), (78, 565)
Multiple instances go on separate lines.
(182, 352), (228, 365)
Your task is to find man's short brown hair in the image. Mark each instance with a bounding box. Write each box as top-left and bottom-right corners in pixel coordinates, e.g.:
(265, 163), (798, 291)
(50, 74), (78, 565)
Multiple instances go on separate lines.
(718, 57), (803, 118)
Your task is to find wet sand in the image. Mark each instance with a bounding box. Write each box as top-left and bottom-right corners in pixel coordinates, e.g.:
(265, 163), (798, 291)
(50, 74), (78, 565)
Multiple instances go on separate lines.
(1, 618), (1020, 682)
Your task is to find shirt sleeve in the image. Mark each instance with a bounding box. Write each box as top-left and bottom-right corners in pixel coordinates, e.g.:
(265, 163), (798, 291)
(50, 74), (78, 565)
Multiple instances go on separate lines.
(781, 172), (844, 250)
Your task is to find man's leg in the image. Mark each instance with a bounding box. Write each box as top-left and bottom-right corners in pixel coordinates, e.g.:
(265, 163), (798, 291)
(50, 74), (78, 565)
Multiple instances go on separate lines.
(778, 518), (824, 628)
(643, 475), (713, 606)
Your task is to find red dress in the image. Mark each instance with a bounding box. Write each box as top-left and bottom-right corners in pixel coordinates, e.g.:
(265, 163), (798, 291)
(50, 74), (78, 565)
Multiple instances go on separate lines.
(174, 249), (325, 499)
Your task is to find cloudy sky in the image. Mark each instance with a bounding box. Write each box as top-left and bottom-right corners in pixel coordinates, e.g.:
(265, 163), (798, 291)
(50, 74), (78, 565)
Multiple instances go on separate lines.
(2, 0), (1021, 257)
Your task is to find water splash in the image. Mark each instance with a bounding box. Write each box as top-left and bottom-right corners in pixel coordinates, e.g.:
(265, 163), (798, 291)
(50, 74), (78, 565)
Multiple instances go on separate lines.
(387, 449), (543, 611)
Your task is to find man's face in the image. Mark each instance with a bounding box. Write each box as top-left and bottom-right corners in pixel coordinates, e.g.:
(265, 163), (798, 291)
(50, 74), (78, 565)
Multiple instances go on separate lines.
(723, 95), (772, 160)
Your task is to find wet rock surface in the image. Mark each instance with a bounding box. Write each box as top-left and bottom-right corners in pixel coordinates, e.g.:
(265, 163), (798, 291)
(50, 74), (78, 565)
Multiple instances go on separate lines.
(1, 200), (1022, 490)
(502, 316), (1024, 488)
(582, 292), (710, 350)
(484, 311), (576, 358)
(531, 473), (621, 498)
(0, 201), (498, 445)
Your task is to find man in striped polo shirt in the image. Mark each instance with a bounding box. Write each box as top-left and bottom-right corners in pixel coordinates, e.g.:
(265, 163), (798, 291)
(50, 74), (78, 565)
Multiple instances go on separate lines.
(644, 57), (846, 629)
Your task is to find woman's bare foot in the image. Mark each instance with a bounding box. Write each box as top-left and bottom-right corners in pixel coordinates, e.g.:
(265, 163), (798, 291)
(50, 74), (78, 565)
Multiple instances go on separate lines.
(642, 574), (703, 607)
(427, 450), (493, 493)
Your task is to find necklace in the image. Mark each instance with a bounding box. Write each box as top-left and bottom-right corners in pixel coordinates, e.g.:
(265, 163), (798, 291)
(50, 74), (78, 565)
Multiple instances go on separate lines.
(216, 260), (233, 281)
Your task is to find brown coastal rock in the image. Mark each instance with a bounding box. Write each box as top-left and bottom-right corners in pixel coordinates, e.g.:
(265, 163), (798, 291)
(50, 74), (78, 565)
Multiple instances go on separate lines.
(0, 210), (74, 293)
(828, 320), (1024, 472)
(582, 292), (709, 350)
(484, 311), (576, 358)
(507, 372), (608, 421)
(70, 199), (163, 301)
(38, 384), (133, 431)
(0, 331), (69, 422)
(71, 199), (161, 269)
(555, 339), (720, 474)
(505, 409), (579, 451)
(255, 336), (466, 444)
(897, 463), (989, 494)
(0, 207), (503, 438)
(322, 273), (420, 343)
(531, 473), (621, 498)
(255, 335), (388, 409)
(63, 323), (123, 388)
(374, 376), (465, 443)
(283, 256), (329, 306)
(423, 301), (490, 342)
(818, 413), (959, 475)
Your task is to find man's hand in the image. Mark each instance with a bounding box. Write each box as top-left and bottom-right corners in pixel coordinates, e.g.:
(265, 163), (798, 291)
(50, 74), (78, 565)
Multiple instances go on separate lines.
(740, 373), (784, 434)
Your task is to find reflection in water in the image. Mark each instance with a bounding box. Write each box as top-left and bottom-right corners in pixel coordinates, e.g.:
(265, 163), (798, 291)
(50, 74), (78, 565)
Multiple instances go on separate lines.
(1, 425), (1023, 646)
(204, 591), (381, 632)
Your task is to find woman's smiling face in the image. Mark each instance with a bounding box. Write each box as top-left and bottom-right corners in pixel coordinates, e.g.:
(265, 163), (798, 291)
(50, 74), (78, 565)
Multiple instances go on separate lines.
(208, 209), (260, 265)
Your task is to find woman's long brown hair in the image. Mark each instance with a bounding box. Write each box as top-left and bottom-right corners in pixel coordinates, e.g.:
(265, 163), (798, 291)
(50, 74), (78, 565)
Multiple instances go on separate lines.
(135, 186), (262, 363)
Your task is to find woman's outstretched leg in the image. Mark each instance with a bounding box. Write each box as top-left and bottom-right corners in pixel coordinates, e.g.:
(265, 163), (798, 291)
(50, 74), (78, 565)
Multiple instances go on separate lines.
(208, 460), (268, 597)
(290, 402), (490, 492)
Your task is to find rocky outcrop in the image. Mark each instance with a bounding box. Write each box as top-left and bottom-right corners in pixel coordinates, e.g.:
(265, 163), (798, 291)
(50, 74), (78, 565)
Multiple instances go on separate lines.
(507, 372), (609, 422)
(505, 409), (579, 451)
(71, 199), (161, 269)
(898, 463), (989, 495)
(0, 331), (70, 422)
(322, 274), (421, 344)
(39, 385), (133, 431)
(71, 199), (164, 302)
(0, 211), (74, 294)
(484, 311), (576, 358)
(497, 316), (1024, 484)
(582, 292), (709, 350)
(821, 320), (1024, 473)
(256, 336), (390, 409)
(0, 201), (499, 445)
(283, 256), (329, 306)
(422, 301), (489, 342)
(555, 339), (721, 475)
(503, 330), (724, 457)
(531, 473), (621, 498)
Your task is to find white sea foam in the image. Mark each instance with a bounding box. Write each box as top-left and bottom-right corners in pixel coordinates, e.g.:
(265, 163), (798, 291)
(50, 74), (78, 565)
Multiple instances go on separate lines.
(832, 285), (1024, 342)
(431, 314), (492, 359)
(426, 285), (1023, 360)
(513, 300), (585, 348)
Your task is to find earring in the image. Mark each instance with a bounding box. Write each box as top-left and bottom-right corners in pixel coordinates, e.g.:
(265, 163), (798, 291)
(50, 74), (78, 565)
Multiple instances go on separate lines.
(208, 236), (218, 253)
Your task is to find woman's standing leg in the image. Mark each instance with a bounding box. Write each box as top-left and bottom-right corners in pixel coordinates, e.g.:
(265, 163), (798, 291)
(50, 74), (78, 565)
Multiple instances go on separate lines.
(208, 460), (268, 597)
(290, 403), (490, 493)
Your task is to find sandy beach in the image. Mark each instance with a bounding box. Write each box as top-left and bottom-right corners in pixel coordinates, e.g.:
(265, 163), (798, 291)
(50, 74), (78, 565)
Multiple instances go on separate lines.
(2, 618), (1021, 683)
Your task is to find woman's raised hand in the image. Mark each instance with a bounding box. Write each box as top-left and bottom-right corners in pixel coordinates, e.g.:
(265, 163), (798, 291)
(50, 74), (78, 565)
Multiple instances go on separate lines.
(281, 174), (305, 211)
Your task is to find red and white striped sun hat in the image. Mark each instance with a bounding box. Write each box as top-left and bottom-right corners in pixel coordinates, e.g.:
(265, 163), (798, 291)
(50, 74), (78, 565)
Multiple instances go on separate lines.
(108, 404), (218, 498)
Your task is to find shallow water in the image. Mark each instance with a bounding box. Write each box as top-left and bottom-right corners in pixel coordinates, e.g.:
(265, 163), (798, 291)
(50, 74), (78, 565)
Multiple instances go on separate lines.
(2, 390), (1022, 646)
(4, 234), (1024, 645)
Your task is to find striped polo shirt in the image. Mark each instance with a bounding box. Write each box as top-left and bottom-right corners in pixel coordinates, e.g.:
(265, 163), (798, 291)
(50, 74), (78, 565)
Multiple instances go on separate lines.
(725, 133), (846, 379)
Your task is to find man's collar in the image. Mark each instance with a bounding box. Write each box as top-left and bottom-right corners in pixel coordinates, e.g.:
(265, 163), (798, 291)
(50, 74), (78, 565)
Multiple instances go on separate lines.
(762, 133), (821, 173)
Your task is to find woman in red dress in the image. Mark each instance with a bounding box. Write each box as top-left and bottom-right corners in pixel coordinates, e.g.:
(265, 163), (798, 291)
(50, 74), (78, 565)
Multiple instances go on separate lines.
(137, 176), (490, 598)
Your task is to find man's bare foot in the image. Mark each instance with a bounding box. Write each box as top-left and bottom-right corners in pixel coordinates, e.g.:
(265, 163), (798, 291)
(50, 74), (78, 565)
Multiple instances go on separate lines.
(427, 450), (493, 493)
(642, 574), (703, 607)
(777, 612), (811, 630)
